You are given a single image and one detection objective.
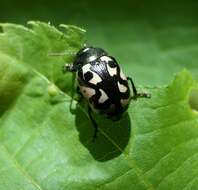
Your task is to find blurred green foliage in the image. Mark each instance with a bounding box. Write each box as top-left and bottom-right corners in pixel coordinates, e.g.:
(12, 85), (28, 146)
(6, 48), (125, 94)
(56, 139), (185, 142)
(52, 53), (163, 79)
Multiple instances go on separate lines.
(0, 0), (198, 86)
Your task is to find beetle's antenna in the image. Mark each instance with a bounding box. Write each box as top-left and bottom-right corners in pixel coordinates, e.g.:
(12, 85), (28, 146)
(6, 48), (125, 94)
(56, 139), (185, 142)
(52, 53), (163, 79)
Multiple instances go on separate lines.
(48, 51), (76, 56)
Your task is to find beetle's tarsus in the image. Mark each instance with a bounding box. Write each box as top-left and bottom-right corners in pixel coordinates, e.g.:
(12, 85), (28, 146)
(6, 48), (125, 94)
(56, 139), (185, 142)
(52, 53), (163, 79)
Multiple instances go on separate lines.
(63, 64), (76, 73)
(127, 77), (151, 99)
(136, 92), (151, 98)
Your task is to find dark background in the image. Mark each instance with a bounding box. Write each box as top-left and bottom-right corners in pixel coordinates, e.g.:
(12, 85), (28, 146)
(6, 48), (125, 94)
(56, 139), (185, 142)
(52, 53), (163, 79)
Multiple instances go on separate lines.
(1, 0), (198, 86)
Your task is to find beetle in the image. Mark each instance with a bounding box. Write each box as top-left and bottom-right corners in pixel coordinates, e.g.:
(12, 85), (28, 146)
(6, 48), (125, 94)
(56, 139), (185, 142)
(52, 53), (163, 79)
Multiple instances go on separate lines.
(63, 47), (150, 138)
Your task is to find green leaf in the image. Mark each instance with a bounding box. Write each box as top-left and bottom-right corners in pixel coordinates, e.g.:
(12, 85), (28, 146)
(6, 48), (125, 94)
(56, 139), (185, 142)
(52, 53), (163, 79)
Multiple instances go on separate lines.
(0, 21), (85, 96)
(0, 21), (198, 190)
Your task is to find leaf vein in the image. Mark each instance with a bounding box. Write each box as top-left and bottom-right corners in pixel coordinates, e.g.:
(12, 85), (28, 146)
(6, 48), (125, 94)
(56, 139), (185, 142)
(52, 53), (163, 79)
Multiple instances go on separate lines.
(0, 144), (43, 190)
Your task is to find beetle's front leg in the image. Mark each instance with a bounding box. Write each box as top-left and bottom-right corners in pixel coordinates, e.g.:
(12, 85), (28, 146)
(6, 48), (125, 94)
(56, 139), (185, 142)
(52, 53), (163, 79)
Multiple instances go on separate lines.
(63, 63), (77, 73)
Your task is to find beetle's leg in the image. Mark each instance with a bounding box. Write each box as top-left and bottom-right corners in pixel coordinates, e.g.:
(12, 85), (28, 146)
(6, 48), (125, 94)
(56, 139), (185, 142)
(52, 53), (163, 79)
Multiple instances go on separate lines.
(67, 73), (77, 112)
(62, 65), (78, 111)
(127, 77), (151, 99)
(63, 63), (77, 73)
(76, 86), (82, 95)
(88, 106), (98, 140)
(76, 86), (83, 102)
(127, 77), (137, 98)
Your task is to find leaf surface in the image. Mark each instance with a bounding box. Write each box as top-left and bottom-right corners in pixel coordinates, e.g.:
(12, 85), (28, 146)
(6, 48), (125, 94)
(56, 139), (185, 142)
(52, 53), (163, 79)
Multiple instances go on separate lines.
(0, 22), (198, 190)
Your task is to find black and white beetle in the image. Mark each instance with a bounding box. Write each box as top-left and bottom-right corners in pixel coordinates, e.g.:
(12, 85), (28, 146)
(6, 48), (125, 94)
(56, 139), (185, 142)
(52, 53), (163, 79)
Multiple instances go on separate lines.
(63, 47), (150, 138)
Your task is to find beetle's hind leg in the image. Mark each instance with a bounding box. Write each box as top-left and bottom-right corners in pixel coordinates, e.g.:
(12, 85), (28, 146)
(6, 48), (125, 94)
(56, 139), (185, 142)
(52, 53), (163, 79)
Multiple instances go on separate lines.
(76, 86), (84, 102)
(127, 77), (151, 99)
(88, 106), (98, 141)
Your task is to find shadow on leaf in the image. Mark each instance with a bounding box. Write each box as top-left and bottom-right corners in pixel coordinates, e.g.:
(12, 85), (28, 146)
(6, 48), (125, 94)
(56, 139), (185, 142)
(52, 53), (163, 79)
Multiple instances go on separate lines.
(74, 104), (131, 162)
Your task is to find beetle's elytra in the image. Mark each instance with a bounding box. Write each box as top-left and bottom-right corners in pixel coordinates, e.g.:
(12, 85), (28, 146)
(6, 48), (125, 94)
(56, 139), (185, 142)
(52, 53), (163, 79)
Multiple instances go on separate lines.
(63, 47), (150, 139)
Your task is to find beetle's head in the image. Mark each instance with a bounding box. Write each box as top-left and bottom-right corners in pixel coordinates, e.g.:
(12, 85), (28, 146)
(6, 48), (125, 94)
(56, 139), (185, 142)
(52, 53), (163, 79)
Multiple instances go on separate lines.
(74, 47), (107, 66)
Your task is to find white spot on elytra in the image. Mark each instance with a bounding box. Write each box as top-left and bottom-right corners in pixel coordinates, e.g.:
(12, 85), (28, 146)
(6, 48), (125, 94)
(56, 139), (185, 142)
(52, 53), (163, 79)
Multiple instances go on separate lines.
(107, 64), (117, 77)
(89, 72), (102, 84)
(82, 64), (102, 84)
(82, 64), (91, 74)
(118, 82), (128, 93)
(98, 89), (109, 103)
(100, 56), (117, 77)
(80, 86), (95, 99)
(120, 69), (127, 80)
(100, 56), (113, 62)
